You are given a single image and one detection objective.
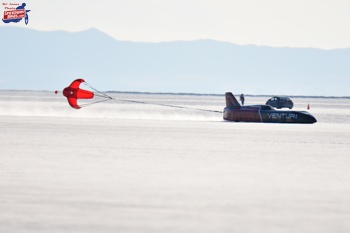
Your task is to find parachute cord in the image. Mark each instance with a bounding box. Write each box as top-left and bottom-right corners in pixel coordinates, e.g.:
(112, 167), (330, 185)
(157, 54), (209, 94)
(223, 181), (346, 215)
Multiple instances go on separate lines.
(83, 82), (113, 100)
(81, 82), (222, 113)
(116, 98), (223, 114)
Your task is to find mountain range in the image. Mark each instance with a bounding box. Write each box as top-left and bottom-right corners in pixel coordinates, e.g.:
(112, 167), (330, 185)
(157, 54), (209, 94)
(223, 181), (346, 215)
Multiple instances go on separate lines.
(1, 26), (349, 96)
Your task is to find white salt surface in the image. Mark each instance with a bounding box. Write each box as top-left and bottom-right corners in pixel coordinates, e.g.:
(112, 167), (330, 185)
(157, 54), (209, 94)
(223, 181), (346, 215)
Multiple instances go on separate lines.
(1, 91), (350, 233)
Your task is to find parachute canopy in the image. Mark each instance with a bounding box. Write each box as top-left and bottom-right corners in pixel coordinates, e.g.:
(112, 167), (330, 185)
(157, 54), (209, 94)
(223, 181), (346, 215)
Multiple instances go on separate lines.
(63, 79), (94, 109)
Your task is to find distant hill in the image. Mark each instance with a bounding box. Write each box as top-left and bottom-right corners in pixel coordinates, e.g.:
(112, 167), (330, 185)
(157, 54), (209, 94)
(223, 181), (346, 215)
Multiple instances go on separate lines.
(1, 26), (349, 96)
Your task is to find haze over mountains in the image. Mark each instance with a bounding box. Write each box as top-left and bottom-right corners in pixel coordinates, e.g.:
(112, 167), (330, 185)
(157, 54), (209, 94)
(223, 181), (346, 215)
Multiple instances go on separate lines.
(1, 27), (349, 96)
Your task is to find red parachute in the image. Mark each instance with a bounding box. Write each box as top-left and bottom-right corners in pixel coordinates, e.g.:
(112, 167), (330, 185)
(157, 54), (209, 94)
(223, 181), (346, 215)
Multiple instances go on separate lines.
(62, 79), (95, 109)
(62, 79), (114, 109)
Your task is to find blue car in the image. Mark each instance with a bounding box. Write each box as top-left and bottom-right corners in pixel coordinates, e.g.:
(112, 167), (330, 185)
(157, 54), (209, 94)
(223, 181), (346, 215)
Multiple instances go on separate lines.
(266, 96), (294, 109)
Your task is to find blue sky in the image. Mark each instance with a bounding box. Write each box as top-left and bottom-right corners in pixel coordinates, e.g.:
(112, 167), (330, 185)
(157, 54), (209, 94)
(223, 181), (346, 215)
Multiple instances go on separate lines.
(3, 0), (350, 50)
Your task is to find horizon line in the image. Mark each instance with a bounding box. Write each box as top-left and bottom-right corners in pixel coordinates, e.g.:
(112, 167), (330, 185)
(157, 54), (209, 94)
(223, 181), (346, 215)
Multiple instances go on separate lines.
(1, 89), (349, 99)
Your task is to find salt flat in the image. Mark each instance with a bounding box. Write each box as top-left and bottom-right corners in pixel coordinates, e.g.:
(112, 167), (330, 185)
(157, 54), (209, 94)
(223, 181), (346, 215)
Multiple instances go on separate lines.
(0, 91), (350, 233)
